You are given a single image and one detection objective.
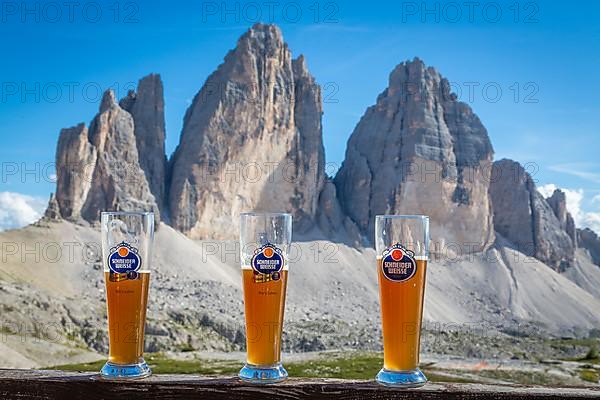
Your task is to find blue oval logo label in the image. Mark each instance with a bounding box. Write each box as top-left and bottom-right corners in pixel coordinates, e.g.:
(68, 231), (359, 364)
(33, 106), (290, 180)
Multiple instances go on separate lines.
(107, 242), (141, 274)
(381, 244), (417, 282)
(251, 244), (284, 275)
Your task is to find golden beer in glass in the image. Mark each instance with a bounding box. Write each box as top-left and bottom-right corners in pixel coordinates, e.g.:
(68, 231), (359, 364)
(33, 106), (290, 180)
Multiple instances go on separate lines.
(101, 211), (153, 379)
(239, 212), (291, 383)
(242, 268), (288, 366)
(375, 215), (429, 387)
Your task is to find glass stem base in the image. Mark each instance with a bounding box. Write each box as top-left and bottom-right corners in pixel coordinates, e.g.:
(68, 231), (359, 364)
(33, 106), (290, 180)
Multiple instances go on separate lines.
(239, 362), (288, 384)
(100, 359), (152, 379)
(376, 367), (427, 387)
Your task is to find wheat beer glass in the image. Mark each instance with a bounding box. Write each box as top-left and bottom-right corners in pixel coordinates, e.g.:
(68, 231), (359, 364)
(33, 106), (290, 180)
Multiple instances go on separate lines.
(239, 212), (292, 383)
(100, 212), (153, 379)
(375, 215), (429, 387)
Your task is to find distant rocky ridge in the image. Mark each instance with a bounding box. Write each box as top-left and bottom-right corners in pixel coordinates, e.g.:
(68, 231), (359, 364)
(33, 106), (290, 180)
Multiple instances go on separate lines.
(489, 159), (577, 271)
(547, 189), (578, 246)
(50, 23), (599, 272)
(578, 228), (600, 266)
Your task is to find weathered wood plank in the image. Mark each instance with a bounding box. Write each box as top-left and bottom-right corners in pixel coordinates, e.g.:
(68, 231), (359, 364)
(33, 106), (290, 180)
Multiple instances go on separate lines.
(0, 369), (597, 399)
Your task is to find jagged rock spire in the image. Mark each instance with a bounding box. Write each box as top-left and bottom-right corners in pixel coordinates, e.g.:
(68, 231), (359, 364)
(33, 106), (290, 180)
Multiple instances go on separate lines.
(490, 159), (575, 271)
(333, 58), (495, 250)
(120, 74), (167, 216)
(168, 23), (326, 239)
(54, 75), (165, 224)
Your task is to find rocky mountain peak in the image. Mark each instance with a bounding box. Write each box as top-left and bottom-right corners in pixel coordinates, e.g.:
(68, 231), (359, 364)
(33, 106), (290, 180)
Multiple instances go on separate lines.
(489, 159), (575, 271)
(119, 74), (167, 216)
(578, 228), (600, 266)
(293, 54), (307, 72)
(168, 24), (325, 239)
(240, 22), (284, 46)
(99, 89), (117, 113)
(334, 58), (495, 250)
(546, 189), (577, 246)
(54, 79), (163, 224)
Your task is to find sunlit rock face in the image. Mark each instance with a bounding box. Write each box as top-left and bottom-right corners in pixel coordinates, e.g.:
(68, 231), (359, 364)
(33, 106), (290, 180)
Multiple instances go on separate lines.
(55, 88), (160, 224)
(490, 159), (575, 271)
(168, 24), (325, 239)
(334, 58), (495, 252)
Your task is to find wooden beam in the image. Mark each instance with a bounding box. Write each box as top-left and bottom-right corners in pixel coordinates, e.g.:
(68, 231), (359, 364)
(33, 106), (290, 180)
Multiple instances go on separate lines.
(0, 369), (597, 399)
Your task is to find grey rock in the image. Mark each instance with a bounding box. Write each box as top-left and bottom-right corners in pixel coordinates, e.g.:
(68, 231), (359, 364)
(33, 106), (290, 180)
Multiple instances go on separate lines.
(291, 55), (326, 231)
(317, 180), (344, 232)
(489, 159), (575, 271)
(578, 228), (600, 266)
(43, 193), (61, 220)
(120, 74), (167, 216)
(55, 123), (97, 220)
(81, 90), (159, 223)
(546, 189), (577, 246)
(316, 179), (361, 245)
(334, 58), (495, 250)
(55, 89), (160, 224)
(168, 24), (325, 239)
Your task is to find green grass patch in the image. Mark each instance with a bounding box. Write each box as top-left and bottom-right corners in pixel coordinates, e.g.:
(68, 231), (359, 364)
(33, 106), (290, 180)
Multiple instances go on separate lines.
(46, 351), (594, 385)
(48, 354), (241, 375)
(285, 352), (381, 380)
(563, 346), (600, 365)
(46, 352), (462, 383)
(579, 369), (599, 383)
(48, 359), (104, 372)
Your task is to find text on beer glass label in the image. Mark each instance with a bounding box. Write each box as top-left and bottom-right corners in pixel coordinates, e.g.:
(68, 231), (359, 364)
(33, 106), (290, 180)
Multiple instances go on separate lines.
(107, 242), (142, 281)
(381, 244), (417, 282)
(251, 244), (284, 282)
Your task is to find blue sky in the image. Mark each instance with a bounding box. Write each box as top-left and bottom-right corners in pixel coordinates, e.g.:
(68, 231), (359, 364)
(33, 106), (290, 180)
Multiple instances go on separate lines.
(0, 0), (599, 231)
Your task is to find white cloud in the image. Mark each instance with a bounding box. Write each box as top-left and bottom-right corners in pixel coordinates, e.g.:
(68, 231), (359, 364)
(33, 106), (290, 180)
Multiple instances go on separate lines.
(0, 192), (47, 232)
(537, 184), (559, 199)
(583, 213), (600, 234)
(538, 184), (600, 235)
(592, 194), (600, 206)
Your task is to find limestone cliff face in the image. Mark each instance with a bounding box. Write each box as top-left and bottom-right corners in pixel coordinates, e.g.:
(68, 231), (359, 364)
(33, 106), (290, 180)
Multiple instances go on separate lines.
(168, 24), (325, 239)
(489, 159), (575, 271)
(290, 55), (326, 229)
(120, 74), (167, 215)
(578, 228), (600, 266)
(43, 193), (61, 220)
(80, 90), (159, 222)
(546, 189), (577, 247)
(334, 58), (495, 251)
(55, 123), (97, 220)
(55, 85), (161, 224)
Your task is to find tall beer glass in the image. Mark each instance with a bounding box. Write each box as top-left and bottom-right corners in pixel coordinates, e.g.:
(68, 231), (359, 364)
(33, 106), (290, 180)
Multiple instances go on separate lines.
(239, 212), (292, 383)
(100, 211), (153, 379)
(375, 215), (429, 387)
